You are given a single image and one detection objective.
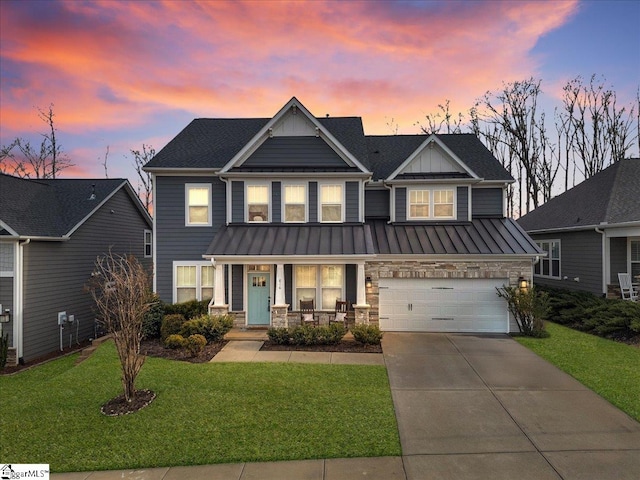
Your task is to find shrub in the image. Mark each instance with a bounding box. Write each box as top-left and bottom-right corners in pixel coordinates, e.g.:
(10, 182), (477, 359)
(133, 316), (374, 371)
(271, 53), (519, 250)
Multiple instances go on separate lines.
(0, 333), (9, 370)
(317, 323), (347, 345)
(161, 314), (186, 341)
(267, 327), (290, 345)
(583, 300), (640, 337)
(496, 285), (549, 337)
(164, 334), (187, 349)
(142, 294), (164, 339)
(289, 325), (318, 345)
(186, 334), (207, 356)
(351, 324), (383, 345)
(180, 314), (234, 343)
(163, 299), (210, 320)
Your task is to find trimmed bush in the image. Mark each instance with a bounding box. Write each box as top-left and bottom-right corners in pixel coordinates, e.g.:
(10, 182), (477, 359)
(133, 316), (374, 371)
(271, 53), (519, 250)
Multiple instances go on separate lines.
(164, 334), (187, 349)
(163, 299), (210, 320)
(267, 327), (290, 345)
(351, 324), (383, 345)
(161, 314), (186, 341)
(272, 324), (348, 346)
(496, 285), (549, 337)
(180, 314), (234, 343)
(317, 323), (347, 345)
(289, 325), (318, 345)
(186, 334), (207, 356)
(142, 294), (164, 339)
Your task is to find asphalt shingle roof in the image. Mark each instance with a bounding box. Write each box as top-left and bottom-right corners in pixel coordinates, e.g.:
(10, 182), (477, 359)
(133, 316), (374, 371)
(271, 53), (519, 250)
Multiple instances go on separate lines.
(517, 158), (640, 232)
(0, 174), (129, 237)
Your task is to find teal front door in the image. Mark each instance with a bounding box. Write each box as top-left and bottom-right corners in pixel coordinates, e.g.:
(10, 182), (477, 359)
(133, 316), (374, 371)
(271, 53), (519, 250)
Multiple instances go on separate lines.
(248, 273), (271, 325)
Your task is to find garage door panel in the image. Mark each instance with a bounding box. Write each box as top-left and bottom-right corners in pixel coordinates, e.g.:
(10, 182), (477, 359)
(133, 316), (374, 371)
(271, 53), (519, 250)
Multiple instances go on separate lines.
(379, 278), (508, 333)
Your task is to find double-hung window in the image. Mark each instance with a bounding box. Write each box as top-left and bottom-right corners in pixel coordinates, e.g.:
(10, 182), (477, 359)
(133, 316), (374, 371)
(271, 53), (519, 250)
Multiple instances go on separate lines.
(174, 262), (214, 303)
(534, 240), (561, 278)
(0, 242), (15, 277)
(247, 185), (269, 222)
(144, 230), (152, 258)
(294, 265), (344, 309)
(185, 184), (211, 226)
(408, 188), (455, 219)
(631, 239), (640, 279)
(284, 185), (306, 222)
(320, 184), (343, 222)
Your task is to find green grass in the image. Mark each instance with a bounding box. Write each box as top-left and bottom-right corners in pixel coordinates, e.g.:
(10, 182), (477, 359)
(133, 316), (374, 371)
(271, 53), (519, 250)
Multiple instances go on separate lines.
(0, 341), (400, 472)
(517, 322), (640, 422)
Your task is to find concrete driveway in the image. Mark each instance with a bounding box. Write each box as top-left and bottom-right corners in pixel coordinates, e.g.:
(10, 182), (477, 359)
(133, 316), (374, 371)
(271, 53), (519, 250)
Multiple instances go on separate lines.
(382, 333), (640, 480)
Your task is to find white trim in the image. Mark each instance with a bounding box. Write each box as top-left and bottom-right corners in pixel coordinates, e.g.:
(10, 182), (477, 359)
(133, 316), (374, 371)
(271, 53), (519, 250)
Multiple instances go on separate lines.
(245, 182), (271, 223)
(406, 187), (456, 220)
(293, 264), (345, 310)
(203, 254), (374, 264)
(0, 240), (15, 277)
(318, 181), (345, 223)
(281, 182), (308, 223)
(184, 183), (213, 227)
(629, 237), (640, 279)
(151, 173), (158, 293)
(172, 261), (215, 303)
(144, 168), (220, 176)
(533, 239), (561, 279)
(525, 220), (640, 235)
(0, 220), (19, 237)
(143, 229), (152, 258)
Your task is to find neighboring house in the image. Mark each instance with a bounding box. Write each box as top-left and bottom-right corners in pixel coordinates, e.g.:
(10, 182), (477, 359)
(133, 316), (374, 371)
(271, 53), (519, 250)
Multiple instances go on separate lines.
(144, 97), (541, 333)
(0, 174), (152, 364)
(518, 158), (640, 297)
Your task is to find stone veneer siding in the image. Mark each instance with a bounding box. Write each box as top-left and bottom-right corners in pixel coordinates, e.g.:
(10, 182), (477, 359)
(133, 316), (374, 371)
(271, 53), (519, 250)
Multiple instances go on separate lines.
(365, 259), (533, 330)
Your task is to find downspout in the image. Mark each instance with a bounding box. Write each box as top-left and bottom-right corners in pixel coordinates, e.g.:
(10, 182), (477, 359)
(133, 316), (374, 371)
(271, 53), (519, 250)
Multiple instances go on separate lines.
(15, 238), (30, 362)
(595, 227), (607, 296)
(383, 182), (394, 224)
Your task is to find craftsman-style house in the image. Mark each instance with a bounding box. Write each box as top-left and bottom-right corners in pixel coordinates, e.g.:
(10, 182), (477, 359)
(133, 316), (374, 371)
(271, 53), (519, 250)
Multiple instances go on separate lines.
(144, 97), (541, 333)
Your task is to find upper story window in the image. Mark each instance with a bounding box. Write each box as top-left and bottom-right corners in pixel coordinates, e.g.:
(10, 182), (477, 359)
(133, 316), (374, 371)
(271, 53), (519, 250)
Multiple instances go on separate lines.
(320, 184), (343, 222)
(0, 242), (15, 277)
(535, 240), (561, 278)
(247, 185), (269, 222)
(185, 184), (212, 226)
(408, 188), (455, 220)
(284, 184), (306, 222)
(144, 230), (152, 258)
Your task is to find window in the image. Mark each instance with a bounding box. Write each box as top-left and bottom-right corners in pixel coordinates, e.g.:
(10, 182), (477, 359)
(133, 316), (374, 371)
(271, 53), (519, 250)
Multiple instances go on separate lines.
(247, 185), (269, 222)
(294, 264), (344, 309)
(174, 262), (214, 303)
(185, 184), (211, 226)
(320, 184), (343, 222)
(631, 239), (640, 279)
(0, 242), (14, 277)
(144, 230), (152, 258)
(408, 188), (455, 219)
(284, 185), (306, 222)
(534, 240), (561, 278)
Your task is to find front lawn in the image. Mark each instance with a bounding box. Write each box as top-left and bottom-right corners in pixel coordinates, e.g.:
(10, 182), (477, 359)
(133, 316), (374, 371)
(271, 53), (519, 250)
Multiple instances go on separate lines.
(0, 341), (400, 472)
(517, 322), (640, 422)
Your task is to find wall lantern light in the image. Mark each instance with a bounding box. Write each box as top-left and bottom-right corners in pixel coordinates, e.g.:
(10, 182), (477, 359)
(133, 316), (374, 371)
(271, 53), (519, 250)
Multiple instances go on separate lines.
(365, 276), (373, 289)
(518, 277), (529, 293)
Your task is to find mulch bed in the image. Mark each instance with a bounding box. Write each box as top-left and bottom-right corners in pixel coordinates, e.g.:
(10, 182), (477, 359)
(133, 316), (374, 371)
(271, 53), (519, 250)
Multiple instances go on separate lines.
(101, 389), (156, 416)
(1, 340), (91, 375)
(260, 340), (382, 353)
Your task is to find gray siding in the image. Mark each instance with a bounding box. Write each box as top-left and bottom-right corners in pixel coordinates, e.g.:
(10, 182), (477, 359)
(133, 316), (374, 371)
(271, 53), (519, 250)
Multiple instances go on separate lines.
(457, 186), (469, 221)
(155, 176), (224, 302)
(472, 188), (503, 217)
(609, 237), (628, 283)
(531, 230), (603, 295)
(346, 181), (359, 222)
(272, 181), (281, 223)
(232, 265), (243, 311)
(345, 264), (356, 307)
(21, 188), (151, 361)
(309, 182), (318, 223)
(243, 137), (349, 168)
(231, 181), (244, 223)
(364, 189), (389, 219)
(395, 188), (407, 222)
(0, 276), (13, 346)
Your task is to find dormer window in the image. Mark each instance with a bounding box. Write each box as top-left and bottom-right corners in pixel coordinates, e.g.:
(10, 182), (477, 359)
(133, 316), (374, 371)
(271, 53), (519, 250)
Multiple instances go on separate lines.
(320, 184), (343, 222)
(407, 187), (455, 220)
(247, 185), (269, 222)
(409, 190), (430, 218)
(434, 190), (454, 217)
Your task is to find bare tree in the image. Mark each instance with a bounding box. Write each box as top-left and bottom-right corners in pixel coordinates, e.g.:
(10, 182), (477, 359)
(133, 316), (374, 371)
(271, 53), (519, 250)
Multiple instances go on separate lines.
(87, 251), (154, 403)
(101, 145), (110, 178)
(130, 144), (155, 213)
(416, 99), (465, 135)
(0, 104), (73, 179)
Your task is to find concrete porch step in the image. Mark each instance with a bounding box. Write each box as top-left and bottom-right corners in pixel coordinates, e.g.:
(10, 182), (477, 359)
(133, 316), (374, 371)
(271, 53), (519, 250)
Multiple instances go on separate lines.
(224, 328), (269, 341)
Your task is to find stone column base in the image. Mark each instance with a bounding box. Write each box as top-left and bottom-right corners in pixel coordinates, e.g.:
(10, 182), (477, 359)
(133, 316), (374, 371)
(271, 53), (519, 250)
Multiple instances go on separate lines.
(209, 304), (229, 316)
(353, 304), (371, 325)
(271, 304), (290, 328)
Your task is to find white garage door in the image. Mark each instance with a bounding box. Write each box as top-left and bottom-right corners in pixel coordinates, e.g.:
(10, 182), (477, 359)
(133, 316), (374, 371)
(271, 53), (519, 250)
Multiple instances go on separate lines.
(378, 278), (509, 333)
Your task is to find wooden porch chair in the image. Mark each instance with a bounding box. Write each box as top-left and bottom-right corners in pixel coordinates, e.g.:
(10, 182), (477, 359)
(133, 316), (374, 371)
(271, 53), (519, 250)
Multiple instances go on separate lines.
(300, 299), (318, 327)
(618, 273), (638, 301)
(328, 300), (348, 327)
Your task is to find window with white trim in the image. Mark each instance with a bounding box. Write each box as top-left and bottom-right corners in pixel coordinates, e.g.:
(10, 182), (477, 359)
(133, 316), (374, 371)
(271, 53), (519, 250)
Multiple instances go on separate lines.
(185, 184), (211, 226)
(144, 229), (152, 258)
(535, 240), (561, 278)
(0, 242), (15, 277)
(407, 188), (455, 219)
(294, 264), (344, 309)
(320, 184), (343, 222)
(284, 184), (306, 222)
(174, 262), (214, 303)
(631, 239), (640, 279)
(247, 185), (269, 222)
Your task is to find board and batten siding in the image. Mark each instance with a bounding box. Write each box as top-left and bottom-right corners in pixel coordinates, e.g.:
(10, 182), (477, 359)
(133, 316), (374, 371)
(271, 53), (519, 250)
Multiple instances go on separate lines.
(21, 188), (151, 361)
(155, 176), (225, 302)
(530, 230), (603, 295)
(472, 188), (503, 217)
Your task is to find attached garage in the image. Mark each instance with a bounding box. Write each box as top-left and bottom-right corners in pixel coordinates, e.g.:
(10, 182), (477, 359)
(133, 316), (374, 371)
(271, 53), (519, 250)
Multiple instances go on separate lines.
(378, 277), (509, 333)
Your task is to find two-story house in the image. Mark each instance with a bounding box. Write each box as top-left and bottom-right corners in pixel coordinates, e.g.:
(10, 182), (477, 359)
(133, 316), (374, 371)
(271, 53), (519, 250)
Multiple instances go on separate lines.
(144, 97), (541, 333)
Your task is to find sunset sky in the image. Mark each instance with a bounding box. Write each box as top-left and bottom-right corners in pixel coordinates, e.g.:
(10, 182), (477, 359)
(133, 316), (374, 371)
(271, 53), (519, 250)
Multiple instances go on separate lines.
(1, 0), (639, 186)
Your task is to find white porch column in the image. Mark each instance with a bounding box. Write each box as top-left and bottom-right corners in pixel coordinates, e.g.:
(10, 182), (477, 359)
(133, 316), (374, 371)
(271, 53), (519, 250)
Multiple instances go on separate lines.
(356, 262), (367, 306)
(212, 259), (226, 306)
(275, 263), (286, 305)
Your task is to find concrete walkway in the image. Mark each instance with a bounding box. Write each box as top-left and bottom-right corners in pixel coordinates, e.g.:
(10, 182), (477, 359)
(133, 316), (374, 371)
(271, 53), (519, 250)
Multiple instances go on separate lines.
(51, 333), (640, 480)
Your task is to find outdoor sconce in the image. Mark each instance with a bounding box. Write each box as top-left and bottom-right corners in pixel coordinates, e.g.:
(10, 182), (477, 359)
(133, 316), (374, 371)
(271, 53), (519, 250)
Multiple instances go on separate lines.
(365, 276), (373, 289)
(0, 308), (10, 323)
(518, 277), (529, 293)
